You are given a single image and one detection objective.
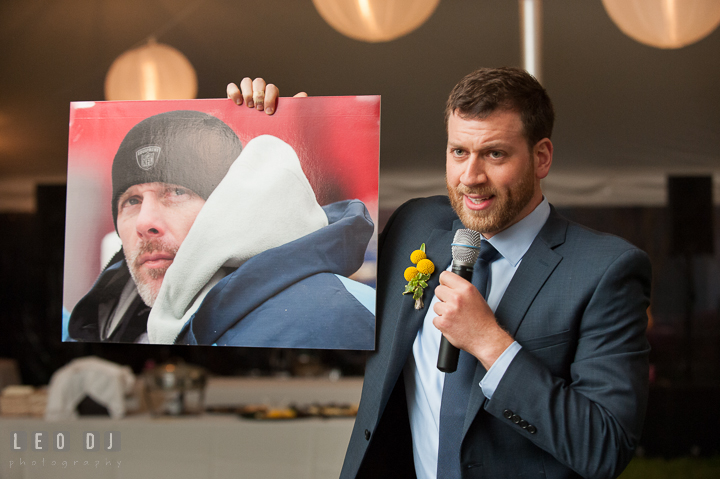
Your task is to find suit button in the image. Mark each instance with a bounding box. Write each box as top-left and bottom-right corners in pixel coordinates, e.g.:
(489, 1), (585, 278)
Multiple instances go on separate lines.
(364, 429), (371, 440)
(527, 425), (537, 434)
(511, 414), (521, 424)
(503, 409), (513, 419)
(519, 420), (529, 429)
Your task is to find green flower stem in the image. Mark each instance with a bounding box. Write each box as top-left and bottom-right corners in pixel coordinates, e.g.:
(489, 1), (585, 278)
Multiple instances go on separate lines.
(403, 272), (431, 300)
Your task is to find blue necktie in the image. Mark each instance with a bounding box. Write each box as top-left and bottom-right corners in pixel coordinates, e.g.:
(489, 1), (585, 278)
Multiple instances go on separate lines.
(437, 240), (501, 478)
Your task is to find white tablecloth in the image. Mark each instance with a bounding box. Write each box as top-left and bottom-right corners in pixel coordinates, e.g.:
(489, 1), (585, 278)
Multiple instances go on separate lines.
(1, 377), (363, 479)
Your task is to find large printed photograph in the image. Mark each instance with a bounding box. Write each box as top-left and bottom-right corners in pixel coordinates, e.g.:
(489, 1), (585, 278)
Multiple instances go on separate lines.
(63, 97), (380, 350)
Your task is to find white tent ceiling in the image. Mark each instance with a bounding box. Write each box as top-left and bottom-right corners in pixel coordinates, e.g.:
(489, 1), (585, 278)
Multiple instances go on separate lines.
(0, 0), (718, 210)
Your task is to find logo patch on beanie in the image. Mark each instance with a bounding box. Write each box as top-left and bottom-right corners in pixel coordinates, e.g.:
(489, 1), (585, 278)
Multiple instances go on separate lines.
(136, 146), (161, 171)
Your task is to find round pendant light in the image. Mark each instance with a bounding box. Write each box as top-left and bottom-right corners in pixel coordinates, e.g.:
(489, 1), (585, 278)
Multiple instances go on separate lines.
(602, 0), (720, 49)
(105, 39), (197, 101)
(312, 0), (441, 43)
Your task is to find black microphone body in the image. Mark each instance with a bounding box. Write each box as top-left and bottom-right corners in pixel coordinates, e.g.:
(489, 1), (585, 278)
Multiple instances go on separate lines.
(437, 263), (475, 372)
(437, 229), (483, 373)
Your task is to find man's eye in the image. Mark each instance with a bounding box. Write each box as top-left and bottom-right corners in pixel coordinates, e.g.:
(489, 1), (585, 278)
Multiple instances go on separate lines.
(489, 151), (503, 159)
(123, 197), (140, 208)
(452, 149), (465, 156)
(173, 188), (187, 196)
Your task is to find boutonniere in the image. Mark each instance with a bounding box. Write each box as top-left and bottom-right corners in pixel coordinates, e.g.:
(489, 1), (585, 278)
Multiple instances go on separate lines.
(403, 243), (436, 310)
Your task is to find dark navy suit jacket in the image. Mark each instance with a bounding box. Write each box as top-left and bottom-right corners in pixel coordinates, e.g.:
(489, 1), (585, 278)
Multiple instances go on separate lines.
(341, 196), (651, 479)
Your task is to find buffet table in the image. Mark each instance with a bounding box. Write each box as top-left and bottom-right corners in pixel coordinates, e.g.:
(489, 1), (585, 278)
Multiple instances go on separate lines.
(0, 377), (363, 479)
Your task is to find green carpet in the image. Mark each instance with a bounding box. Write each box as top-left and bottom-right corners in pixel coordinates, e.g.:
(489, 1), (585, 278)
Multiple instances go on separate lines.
(619, 456), (720, 478)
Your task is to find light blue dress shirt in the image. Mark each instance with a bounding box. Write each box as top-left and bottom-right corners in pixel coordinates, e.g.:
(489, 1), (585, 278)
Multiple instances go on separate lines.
(403, 198), (550, 479)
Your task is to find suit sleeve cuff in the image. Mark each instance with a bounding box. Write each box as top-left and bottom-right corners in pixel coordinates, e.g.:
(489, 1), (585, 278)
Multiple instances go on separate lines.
(479, 341), (522, 399)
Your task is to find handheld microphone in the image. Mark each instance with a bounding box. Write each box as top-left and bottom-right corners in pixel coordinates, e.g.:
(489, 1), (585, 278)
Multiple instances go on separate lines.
(437, 229), (482, 373)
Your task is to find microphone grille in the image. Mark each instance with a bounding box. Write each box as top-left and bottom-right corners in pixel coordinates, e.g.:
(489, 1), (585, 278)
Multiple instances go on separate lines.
(452, 229), (482, 265)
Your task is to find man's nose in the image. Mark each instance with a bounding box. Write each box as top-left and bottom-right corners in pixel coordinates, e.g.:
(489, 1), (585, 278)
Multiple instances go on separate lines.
(460, 156), (487, 186)
(135, 197), (165, 238)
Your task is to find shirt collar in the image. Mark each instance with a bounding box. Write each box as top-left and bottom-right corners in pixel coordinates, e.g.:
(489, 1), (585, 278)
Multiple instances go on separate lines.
(485, 197), (550, 267)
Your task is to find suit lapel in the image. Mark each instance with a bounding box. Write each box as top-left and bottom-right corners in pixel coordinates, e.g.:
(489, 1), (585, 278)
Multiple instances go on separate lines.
(494, 245), (562, 336)
(384, 222), (461, 382)
(494, 208), (567, 336)
(463, 208), (568, 436)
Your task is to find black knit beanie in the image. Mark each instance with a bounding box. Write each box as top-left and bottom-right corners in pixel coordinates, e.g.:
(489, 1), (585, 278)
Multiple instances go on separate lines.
(111, 110), (243, 228)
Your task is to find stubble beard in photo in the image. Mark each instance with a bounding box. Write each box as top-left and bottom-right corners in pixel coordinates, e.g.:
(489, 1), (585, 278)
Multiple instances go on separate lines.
(125, 240), (179, 307)
(447, 167), (535, 235)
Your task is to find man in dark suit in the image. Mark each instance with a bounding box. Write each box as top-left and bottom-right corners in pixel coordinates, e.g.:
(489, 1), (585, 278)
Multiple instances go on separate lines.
(227, 69), (650, 478)
(337, 67), (651, 479)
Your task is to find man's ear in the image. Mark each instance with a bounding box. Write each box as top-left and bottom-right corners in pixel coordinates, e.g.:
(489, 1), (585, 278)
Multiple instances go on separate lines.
(534, 138), (553, 180)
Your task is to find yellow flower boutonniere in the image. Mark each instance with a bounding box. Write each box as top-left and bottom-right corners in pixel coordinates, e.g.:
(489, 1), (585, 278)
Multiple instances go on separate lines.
(403, 243), (435, 310)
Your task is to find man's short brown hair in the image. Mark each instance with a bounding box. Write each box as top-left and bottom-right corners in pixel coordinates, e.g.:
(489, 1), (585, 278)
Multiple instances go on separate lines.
(445, 67), (555, 148)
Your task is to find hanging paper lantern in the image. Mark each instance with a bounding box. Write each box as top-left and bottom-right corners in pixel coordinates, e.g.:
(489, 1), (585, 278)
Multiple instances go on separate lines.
(602, 0), (720, 49)
(105, 39), (197, 101)
(312, 0), (441, 43)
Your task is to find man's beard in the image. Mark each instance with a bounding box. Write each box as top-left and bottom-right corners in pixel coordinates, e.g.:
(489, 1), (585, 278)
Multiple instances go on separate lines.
(125, 240), (179, 307)
(447, 167), (535, 235)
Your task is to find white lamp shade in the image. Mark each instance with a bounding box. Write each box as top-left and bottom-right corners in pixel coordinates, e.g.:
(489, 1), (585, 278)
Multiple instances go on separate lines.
(105, 40), (198, 101)
(312, 0), (441, 43)
(602, 0), (720, 49)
